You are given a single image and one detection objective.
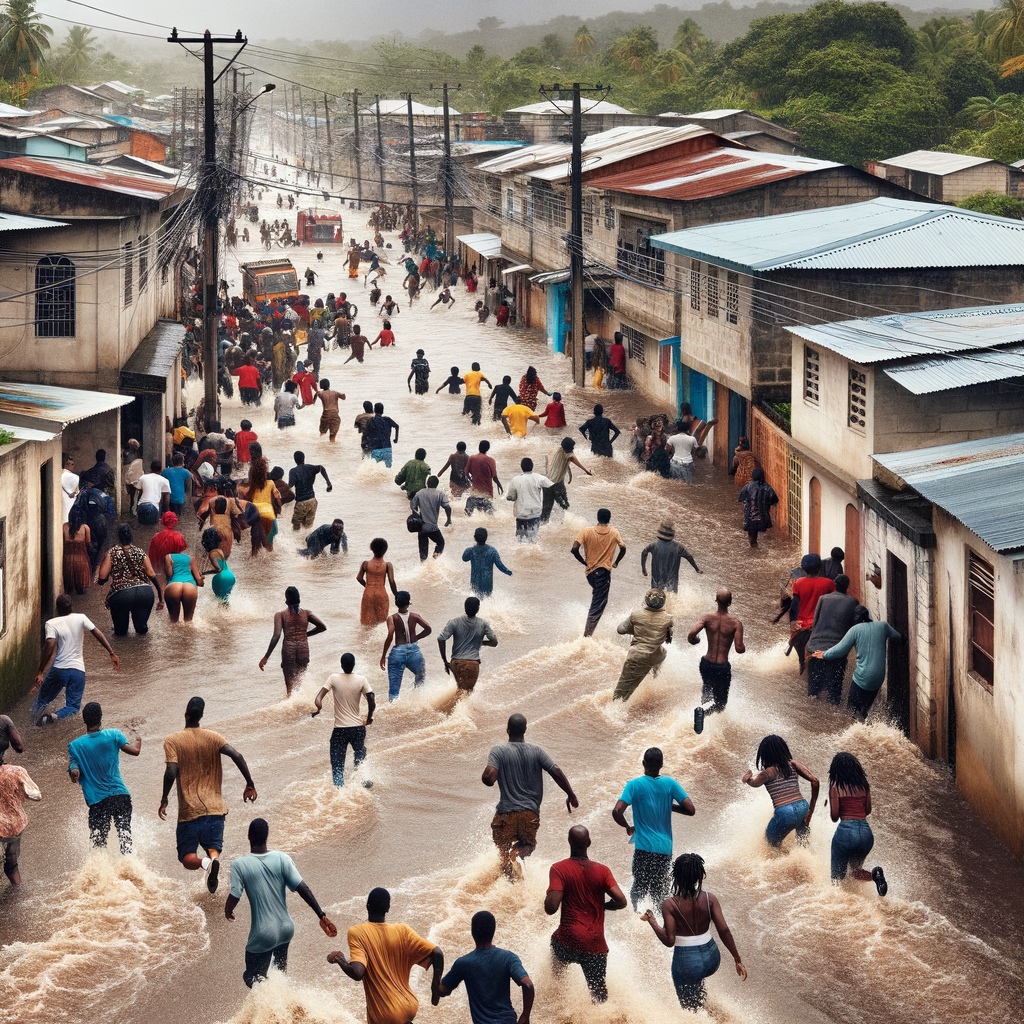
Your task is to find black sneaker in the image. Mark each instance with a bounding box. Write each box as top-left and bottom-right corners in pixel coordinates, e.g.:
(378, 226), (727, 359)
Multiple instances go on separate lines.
(694, 707), (704, 734)
(871, 866), (887, 897)
(207, 858), (221, 894)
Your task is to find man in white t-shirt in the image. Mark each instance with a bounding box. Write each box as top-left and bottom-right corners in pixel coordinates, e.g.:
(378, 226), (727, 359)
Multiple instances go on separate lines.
(584, 333), (597, 369)
(505, 457), (554, 544)
(61, 453), (79, 524)
(137, 460), (171, 525)
(313, 653), (375, 787)
(667, 428), (697, 485)
(31, 594), (119, 725)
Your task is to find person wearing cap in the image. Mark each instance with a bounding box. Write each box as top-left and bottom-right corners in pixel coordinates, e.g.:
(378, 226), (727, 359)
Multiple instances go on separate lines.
(612, 590), (675, 701)
(788, 555), (835, 674)
(640, 523), (702, 592)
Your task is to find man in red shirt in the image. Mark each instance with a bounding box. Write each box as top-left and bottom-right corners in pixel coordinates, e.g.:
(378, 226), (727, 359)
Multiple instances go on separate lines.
(292, 363), (318, 405)
(545, 825), (626, 1003)
(608, 332), (627, 389)
(234, 420), (258, 464)
(465, 439), (504, 516)
(790, 554), (835, 672)
(231, 356), (263, 406)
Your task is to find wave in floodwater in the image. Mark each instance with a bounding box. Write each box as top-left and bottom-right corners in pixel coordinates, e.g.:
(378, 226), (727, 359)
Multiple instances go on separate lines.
(0, 853), (208, 1023)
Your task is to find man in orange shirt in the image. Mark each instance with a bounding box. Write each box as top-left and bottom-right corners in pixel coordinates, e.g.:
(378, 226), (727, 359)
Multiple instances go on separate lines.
(572, 509), (626, 637)
(462, 362), (492, 425)
(328, 887), (444, 1024)
(501, 403), (539, 438)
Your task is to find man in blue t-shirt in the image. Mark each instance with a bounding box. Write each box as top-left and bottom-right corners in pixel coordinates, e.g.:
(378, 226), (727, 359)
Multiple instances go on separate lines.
(612, 747), (695, 909)
(225, 817), (337, 988)
(68, 701), (141, 854)
(438, 910), (533, 1024)
(162, 453), (192, 516)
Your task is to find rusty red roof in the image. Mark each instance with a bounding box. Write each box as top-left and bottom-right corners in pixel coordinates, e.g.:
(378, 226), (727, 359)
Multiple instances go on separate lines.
(0, 156), (185, 201)
(584, 147), (841, 201)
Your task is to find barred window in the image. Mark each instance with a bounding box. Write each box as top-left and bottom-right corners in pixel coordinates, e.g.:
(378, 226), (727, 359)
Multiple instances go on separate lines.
(968, 551), (995, 689)
(616, 214), (665, 283)
(804, 346), (820, 405)
(124, 240), (133, 306)
(707, 268), (719, 318)
(604, 202), (615, 230)
(532, 183), (565, 228)
(659, 343), (671, 382)
(583, 195), (594, 236)
(35, 255), (76, 337)
(726, 272), (739, 324)
(505, 188), (514, 219)
(526, 189), (534, 221)
(848, 363), (867, 432)
(139, 237), (148, 291)
(690, 260), (701, 311)
(620, 323), (648, 366)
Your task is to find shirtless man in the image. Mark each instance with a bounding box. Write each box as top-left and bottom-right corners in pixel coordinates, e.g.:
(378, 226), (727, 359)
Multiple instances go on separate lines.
(687, 589), (745, 732)
(316, 379), (347, 442)
(380, 591), (433, 701)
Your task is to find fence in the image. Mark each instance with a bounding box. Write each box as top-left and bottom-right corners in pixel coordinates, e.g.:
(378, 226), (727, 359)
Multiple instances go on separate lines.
(750, 405), (801, 540)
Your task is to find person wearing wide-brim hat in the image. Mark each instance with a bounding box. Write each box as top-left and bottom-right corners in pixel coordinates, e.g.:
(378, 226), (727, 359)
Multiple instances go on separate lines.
(641, 522), (702, 593)
(612, 589), (674, 702)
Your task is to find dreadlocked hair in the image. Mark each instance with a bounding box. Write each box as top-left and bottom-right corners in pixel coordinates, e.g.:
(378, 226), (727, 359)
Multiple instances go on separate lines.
(756, 735), (793, 778)
(671, 853), (706, 900)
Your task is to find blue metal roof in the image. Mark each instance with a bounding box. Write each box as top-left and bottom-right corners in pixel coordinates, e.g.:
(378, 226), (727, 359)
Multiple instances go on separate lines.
(875, 433), (1024, 553)
(649, 197), (1024, 273)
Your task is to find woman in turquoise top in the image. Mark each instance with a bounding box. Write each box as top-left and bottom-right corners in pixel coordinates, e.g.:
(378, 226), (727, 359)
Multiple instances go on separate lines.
(202, 527), (235, 603)
(163, 550), (204, 622)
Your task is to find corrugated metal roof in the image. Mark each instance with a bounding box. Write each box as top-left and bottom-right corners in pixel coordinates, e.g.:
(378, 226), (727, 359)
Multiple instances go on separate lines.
(501, 263), (534, 275)
(0, 156), (185, 201)
(0, 211), (68, 232)
(880, 150), (996, 175)
(0, 381), (134, 427)
(650, 198), (1024, 273)
(789, 303), (1024, 364)
(583, 147), (838, 200)
(359, 100), (460, 117)
(528, 266), (617, 286)
(506, 98), (633, 115)
(120, 319), (184, 393)
(0, 421), (59, 442)
(456, 232), (504, 258)
(874, 432), (1024, 552)
(882, 342), (1024, 394)
(680, 108), (745, 118)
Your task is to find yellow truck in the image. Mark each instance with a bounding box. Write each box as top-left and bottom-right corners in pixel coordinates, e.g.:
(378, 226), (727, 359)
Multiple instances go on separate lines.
(240, 259), (299, 306)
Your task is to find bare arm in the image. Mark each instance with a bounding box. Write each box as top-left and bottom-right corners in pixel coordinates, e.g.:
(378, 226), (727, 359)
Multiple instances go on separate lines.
(259, 611), (284, 669)
(546, 765), (579, 813)
(1, 716), (23, 754)
(481, 765), (498, 786)
(687, 616), (707, 646)
(709, 894), (746, 977)
(545, 888), (563, 915)
(386, 562), (398, 596)
(306, 612), (328, 638)
(612, 799), (634, 836)
(89, 627), (120, 669)
(313, 686), (329, 715)
(734, 619), (746, 654)
(792, 760), (820, 821)
(296, 881), (337, 936)
(33, 637), (58, 686)
(410, 613), (432, 643)
(220, 742), (258, 800)
(356, 561), (367, 587)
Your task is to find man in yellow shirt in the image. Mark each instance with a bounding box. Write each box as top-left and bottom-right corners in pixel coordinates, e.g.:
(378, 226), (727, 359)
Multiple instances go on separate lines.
(502, 403), (540, 438)
(329, 887), (444, 1024)
(571, 508), (626, 636)
(462, 362), (492, 425)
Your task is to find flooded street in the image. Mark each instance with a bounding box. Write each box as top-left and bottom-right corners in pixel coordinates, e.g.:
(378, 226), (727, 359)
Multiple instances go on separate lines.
(2, 198), (1023, 1024)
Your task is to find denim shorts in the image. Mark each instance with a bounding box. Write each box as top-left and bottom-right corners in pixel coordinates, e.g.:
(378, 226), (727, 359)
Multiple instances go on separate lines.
(671, 938), (721, 1010)
(176, 814), (226, 862)
(765, 799), (810, 848)
(831, 818), (874, 880)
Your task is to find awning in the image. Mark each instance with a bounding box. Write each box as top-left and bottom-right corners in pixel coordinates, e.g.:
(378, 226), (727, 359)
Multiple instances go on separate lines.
(120, 318), (184, 394)
(529, 267), (618, 287)
(0, 381), (135, 434)
(659, 336), (681, 347)
(502, 263), (534, 276)
(456, 232), (503, 259)
(0, 421), (59, 442)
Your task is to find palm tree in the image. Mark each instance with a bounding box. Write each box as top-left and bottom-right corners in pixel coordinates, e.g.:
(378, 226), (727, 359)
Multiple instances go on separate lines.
(654, 48), (693, 85)
(573, 25), (595, 56)
(610, 26), (658, 74)
(63, 25), (96, 79)
(672, 18), (707, 56)
(992, 0), (1024, 58)
(963, 92), (1019, 125)
(0, 0), (52, 79)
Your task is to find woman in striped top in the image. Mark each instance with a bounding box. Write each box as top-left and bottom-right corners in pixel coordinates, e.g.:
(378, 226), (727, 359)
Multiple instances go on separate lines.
(742, 734), (819, 848)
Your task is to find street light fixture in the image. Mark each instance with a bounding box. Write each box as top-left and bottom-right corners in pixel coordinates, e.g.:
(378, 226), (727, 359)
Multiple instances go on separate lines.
(239, 82), (275, 115)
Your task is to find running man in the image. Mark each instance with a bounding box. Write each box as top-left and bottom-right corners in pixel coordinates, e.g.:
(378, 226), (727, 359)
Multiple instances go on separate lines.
(579, 404), (621, 457)
(545, 825), (627, 1003)
(289, 451), (332, 531)
(328, 887), (444, 1024)
(541, 437), (592, 524)
(611, 589), (674, 702)
(488, 375), (517, 421)
(462, 527), (513, 597)
(381, 592), (432, 701)
(462, 362), (492, 425)
(32, 593), (120, 726)
(640, 522), (701, 591)
(0, 761), (41, 885)
(437, 911), (534, 1024)
(408, 350), (431, 394)
(811, 619), (903, 721)
(226, 817), (337, 988)
(314, 653), (375, 786)
(365, 403), (400, 467)
(315, 379), (347, 442)
(612, 747), (694, 910)
(505, 458), (555, 544)
(438, 597), (497, 694)
(572, 509), (626, 637)
(482, 713), (578, 882)
(465, 440), (503, 516)
(68, 701), (140, 854)
(159, 696), (258, 893)
(688, 589), (745, 730)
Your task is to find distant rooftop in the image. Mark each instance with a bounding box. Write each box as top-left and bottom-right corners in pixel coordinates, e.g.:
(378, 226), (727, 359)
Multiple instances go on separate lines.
(0, 211), (68, 232)
(0, 156), (186, 202)
(505, 98), (633, 116)
(878, 150), (998, 175)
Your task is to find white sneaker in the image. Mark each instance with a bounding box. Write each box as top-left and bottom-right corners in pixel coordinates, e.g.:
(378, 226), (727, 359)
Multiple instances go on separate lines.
(201, 856), (212, 871)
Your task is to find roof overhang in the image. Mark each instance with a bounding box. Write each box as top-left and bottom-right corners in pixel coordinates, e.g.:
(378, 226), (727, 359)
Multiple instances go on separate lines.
(119, 319), (184, 394)
(0, 381), (135, 434)
(501, 263), (534, 276)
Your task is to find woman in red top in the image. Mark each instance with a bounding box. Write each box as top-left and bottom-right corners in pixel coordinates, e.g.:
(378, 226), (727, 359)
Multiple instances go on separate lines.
(372, 319), (396, 348)
(541, 391), (566, 428)
(518, 366), (549, 411)
(829, 752), (887, 894)
(495, 302), (510, 326)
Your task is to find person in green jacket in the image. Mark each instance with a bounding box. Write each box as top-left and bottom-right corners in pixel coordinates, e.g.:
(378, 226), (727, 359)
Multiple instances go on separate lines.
(812, 620), (902, 720)
(395, 448), (431, 506)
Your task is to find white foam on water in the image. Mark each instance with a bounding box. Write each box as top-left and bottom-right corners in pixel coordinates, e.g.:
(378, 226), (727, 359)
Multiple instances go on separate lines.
(215, 970), (363, 1024)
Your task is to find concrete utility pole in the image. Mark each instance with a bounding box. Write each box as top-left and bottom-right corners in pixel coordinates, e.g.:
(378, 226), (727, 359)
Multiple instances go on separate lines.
(442, 83), (454, 256)
(375, 95), (386, 203)
(324, 93), (333, 186)
(168, 27), (248, 426)
(569, 83), (584, 388)
(405, 93), (419, 230)
(352, 90), (362, 209)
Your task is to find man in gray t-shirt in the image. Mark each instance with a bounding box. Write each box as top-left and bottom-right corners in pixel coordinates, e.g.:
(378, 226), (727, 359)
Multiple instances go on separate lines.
(481, 713), (579, 882)
(437, 596), (497, 693)
(411, 476), (452, 562)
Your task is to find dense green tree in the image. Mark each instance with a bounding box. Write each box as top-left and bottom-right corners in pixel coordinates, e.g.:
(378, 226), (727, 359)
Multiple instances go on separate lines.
(958, 189), (1024, 217)
(608, 26), (659, 74)
(0, 0), (52, 79)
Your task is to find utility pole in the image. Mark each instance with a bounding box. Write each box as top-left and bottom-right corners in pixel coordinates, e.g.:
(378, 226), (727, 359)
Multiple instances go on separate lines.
(324, 93), (333, 186)
(441, 83), (454, 257)
(352, 90), (362, 210)
(569, 83), (584, 388)
(170, 86), (177, 164)
(269, 83), (274, 157)
(168, 28), (247, 426)
(375, 95), (386, 203)
(227, 69), (239, 178)
(406, 93), (419, 230)
(298, 87), (306, 168)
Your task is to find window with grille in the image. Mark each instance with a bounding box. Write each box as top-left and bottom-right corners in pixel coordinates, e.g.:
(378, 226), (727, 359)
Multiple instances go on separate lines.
(505, 188), (514, 219)
(526, 190), (534, 221)
(804, 346), (820, 405)
(968, 552), (995, 689)
(532, 184), (565, 228)
(848, 363), (867, 432)
(139, 237), (148, 291)
(35, 255), (76, 337)
(726, 272), (739, 324)
(604, 202), (615, 230)
(659, 343), (671, 382)
(707, 268), (719, 318)
(620, 323), (647, 366)
(616, 214), (665, 283)
(583, 195), (594, 236)
(690, 260), (701, 311)
(124, 241), (133, 305)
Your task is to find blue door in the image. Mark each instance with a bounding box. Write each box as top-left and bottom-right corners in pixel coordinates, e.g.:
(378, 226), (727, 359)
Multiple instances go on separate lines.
(689, 370), (709, 421)
(546, 284), (569, 353)
(728, 391), (748, 454)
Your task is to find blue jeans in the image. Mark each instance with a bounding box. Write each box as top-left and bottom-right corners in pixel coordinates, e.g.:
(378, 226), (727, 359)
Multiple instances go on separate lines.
(137, 502), (160, 525)
(370, 448), (393, 468)
(32, 667), (86, 723)
(671, 938), (721, 1010)
(831, 818), (874, 880)
(765, 799), (810, 848)
(330, 726), (367, 786)
(388, 643), (425, 700)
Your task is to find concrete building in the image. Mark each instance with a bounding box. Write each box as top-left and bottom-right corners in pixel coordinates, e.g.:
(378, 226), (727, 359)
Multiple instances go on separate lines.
(500, 98), (649, 143)
(867, 151), (1012, 202)
(658, 109), (805, 155)
(27, 84), (107, 115)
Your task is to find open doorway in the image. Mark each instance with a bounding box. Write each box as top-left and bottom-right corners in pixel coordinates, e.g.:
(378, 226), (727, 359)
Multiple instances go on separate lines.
(886, 551), (911, 736)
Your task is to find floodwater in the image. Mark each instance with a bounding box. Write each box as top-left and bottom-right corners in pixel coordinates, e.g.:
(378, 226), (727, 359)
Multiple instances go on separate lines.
(2, 193), (1023, 1024)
